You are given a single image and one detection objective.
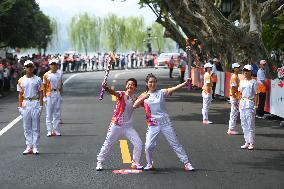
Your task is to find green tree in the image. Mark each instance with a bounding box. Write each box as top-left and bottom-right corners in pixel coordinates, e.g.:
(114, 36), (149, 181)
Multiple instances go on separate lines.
(103, 14), (126, 52)
(69, 13), (101, 55)
(262, 12), (284, 52)
(0, 0), (53, 50)
(124, 16), (146, 52)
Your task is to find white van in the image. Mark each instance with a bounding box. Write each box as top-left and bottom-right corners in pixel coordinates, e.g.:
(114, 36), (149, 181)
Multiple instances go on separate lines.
(156, 53), (180, 68)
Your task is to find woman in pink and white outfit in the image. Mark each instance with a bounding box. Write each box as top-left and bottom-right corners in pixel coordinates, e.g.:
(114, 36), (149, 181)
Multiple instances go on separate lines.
(133, 73), (195, 171)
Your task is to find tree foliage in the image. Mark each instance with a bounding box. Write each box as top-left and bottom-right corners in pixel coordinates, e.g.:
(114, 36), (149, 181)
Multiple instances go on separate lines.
(0, 0), (53, 51)
(69, 12), (101, 55)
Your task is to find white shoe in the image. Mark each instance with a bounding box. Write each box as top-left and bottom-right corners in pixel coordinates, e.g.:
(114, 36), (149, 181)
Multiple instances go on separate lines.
(23, 147), (33, 155)
(53, 130), (61, 136)
(33, 148), (39, 155)
(131, 161), (143, 170)
(241, 143), (249, 149)
(47, 131), (52, 137)
(96, 161), (103, 171)
(184, 163), (195, 171)
(144, 164), (155, 171)
(248, 144), (254, 150)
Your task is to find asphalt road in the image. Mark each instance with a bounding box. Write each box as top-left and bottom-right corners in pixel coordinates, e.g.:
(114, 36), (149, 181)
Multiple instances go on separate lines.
(0, 68), (283, 189)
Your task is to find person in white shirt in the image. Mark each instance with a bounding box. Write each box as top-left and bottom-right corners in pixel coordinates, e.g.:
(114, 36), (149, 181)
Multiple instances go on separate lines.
(202, 63), (213, 124)
(238, 64), (258, 150)
(17, 60), (43, 155)
(43, 59), (63, 137)
(133, 73), (195, 171)
(256, 60), (267, 118)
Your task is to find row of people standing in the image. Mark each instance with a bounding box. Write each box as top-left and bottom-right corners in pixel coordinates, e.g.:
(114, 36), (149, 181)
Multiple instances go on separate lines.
(17, 59), (63, 155)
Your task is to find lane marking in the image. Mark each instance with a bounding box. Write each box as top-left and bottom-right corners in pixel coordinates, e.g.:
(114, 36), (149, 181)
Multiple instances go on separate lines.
(0, 73), (79, 136)
(119, 140), (132, 163)
(0, 116), (22, 136)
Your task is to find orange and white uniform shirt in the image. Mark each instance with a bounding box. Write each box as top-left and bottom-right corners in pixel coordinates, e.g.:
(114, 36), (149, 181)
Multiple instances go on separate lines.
(202, 72), (212, 98)
(43, 70), (63, 97)
(230, 73), (240, 99)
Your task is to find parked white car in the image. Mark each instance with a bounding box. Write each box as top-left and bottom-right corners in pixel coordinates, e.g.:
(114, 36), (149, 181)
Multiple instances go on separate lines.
(156, 53), (180, 68)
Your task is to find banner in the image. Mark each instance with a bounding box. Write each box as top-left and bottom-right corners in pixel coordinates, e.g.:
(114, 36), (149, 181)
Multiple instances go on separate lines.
(270, 79), (284, 118)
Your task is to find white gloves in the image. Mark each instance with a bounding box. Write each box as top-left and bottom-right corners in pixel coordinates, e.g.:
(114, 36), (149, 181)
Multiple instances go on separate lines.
(43, 97), (47, 103)
(18, 107), (23, 115)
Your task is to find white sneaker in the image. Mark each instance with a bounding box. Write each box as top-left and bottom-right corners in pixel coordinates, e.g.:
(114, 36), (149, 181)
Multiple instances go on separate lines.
(53, 130), (61, 136)
(184, 163), (195, 171)
(144, 164), (155, 171)
(248, 144), (254, 150)
(47, 131), (52, 137)
(241, 143), (249, 149)
(33, 148), (39, 155)
(96, 161), (103, 171)
(131, 161), (143, 170)
(23, 147), (33, 155)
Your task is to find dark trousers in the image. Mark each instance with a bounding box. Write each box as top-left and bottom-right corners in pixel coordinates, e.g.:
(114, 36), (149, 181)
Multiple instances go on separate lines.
(169, 68), (173, 78)
(212, 82), (216, 99)
(180, 71), (185, 83)
(257, 92), (266, 117)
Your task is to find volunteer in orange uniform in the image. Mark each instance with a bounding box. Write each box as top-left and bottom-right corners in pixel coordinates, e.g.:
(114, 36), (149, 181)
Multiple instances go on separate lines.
(43, 59), (63, 137)
(168, 56), (174, 78)
(256, 60), (267, 118)
(227, 63), (241, 135)
(202, 63), (213, 124)
(17, 60), (43, 155)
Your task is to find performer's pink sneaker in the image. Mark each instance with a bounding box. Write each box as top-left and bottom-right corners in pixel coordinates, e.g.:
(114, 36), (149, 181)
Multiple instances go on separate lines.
(241, 143), (249, 149)
(131, 161), (143, 170)
(184, 163), (195, 171)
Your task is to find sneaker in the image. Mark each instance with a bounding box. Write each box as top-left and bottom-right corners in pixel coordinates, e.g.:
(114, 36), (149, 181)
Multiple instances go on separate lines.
(33, 148), (39, 155)
(53, 130), (61, 136)
(131, 161), (143, 170)
(184, 163), (195, 171)
(23, 147), (33, 155)
(203, 120), (213, 125)
(248, 144), (254, 150)
(47, 131), (52, 137)
(144, 164), (155, 171)
(227, 130), (239, 135)
(256, 115), (264, 119)
(96, 161), (103, 171)
(241, 143), (249, 149)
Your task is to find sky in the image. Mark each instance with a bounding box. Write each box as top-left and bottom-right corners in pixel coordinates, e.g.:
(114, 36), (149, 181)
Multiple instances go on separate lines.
(36, 0), (157, 25)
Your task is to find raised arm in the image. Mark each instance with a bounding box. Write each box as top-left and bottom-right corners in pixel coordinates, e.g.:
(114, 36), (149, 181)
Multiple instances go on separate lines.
(166, 78), (191, 94)
(103, 82), (120, 99)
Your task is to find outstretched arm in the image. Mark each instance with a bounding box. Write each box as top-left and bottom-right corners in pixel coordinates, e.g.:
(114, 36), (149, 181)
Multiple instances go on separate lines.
(166, 78), (191, 94)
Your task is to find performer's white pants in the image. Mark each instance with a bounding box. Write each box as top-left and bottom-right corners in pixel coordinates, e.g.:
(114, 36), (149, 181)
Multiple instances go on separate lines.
(228, 98), (239, 131)
(240, 108), (255, 144)
(46, 92), (62, 132)
(22, 100), (41, 148)
(202, 93), (212, 121)
(97, 123), (142, 163)
(145, 117), (189, 165)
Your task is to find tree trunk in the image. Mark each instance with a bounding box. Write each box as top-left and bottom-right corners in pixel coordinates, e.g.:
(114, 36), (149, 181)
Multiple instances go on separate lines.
(161, 0), (278, 78)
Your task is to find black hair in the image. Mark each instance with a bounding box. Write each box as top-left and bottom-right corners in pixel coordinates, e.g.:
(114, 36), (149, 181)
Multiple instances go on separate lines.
(126, 78), (137, 87)
(145, 73), (157, 91)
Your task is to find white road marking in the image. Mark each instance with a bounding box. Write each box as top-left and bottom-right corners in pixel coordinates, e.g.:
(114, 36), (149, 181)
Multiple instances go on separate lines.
(0, 73), (79, 136)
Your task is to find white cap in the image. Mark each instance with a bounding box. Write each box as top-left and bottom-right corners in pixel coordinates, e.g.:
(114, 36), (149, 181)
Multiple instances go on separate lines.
(260, 60), (267, 65)
(204, 63), (213, 68)
(243, 64), (253, 71)
(232, 63), (240, 69)
(49, 58), (58, 64)
(213, 58), (219, 62)
(24, 60), (34, 66)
